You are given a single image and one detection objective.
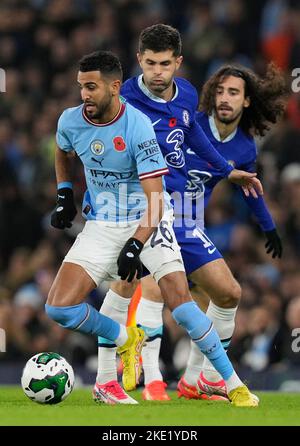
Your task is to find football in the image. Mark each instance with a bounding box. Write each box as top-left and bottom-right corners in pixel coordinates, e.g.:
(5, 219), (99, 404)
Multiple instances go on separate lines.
(21, 352), (74, 404)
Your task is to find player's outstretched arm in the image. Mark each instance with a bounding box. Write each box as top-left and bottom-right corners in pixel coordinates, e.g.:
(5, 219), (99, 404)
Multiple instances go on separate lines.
(50, 146), (77, 229)
(186, 121), (234, 177)
(228, 169), (263, 198)
(117, 176), (164, 283)
(187, 121), (263, 198)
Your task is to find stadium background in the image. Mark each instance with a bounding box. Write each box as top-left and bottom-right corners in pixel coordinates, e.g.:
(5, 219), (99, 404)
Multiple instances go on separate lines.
(0, 0), (300, 392)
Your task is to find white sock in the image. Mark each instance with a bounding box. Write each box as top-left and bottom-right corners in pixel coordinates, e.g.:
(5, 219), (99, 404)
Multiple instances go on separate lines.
(225, 371), (243, 393)
(202, 301), (237, 382)
(115, 324), (128, 347)
(184, 340), (205, 386)
(136, 297), (164, 384)
(97, 289), (130, 384)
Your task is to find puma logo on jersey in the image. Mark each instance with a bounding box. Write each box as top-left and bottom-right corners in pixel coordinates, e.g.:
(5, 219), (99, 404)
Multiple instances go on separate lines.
(92, 157), (104, 167)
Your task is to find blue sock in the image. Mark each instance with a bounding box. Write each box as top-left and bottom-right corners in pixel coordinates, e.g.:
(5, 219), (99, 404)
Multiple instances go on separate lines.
(45, 303), (120, 341)
(221, 337), (232, 352)
(137, 324), (163, 341)
(98, 325), (163, 348)
(98, 336), (116, 348)
(172, 301), (234, 380)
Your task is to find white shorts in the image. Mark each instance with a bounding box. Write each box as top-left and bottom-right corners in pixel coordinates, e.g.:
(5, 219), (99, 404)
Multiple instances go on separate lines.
(63, 209), (185, 285)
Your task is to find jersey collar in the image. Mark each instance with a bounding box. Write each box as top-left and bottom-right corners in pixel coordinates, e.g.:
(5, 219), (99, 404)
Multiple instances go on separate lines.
(208, 114), (237, 142)
(137, 74), (178, 103)
(82, 101), (125, 127)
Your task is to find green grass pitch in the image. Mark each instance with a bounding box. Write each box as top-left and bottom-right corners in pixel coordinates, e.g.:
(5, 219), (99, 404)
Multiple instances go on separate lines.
(1, 387), (300, 426)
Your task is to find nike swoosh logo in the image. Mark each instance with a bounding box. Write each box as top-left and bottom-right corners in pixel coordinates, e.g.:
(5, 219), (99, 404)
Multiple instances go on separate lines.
(208, 247), (217, 254)
(152, 119), (161, 127)
(186, 148), (196, 155)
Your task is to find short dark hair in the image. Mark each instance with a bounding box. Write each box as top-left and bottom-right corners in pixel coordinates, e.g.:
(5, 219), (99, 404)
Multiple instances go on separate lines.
(79, 50), (123, 81)
(200, 63), (287, 137)
(138, 24), (182, 57)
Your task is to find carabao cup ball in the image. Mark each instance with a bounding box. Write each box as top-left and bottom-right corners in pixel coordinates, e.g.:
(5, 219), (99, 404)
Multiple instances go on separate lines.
(21, 352), (74, 404)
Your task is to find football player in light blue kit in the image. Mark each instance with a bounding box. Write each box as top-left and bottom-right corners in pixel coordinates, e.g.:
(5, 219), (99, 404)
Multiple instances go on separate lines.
(93, 27), (262, 405)
(45, 50), (258, 406)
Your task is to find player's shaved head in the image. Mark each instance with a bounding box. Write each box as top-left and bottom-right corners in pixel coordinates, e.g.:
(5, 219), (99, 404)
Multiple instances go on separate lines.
(79, 50), (123, 81)
(139, 24), (182, 57)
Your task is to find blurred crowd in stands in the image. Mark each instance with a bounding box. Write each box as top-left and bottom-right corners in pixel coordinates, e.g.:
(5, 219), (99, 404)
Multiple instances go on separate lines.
(1, 0), (300, 383)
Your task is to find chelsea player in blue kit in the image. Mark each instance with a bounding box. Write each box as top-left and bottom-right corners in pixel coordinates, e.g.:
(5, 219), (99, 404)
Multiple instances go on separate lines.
(131, 61), (284, 401)
(94, 26), (262, 405)
(127, 61), (284, 402)
(46, 50), (258, 406)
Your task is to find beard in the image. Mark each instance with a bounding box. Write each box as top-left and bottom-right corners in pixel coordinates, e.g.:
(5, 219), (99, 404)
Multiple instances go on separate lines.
(148, 78), (173, 94)
(85, 94), (112, 120)
(216, 107), (243, 125)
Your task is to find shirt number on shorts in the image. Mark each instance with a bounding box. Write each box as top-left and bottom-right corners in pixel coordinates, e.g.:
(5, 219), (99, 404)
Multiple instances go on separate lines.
(193, 227), (216, 254)
(151, 220), (174, 250)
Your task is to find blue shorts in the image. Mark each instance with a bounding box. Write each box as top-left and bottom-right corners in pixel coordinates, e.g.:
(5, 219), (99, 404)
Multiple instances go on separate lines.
(174, 219), (222, 276)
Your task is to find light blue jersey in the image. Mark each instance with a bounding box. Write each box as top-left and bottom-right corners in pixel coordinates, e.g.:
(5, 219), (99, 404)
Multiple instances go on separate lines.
(56, 100), (169, 222)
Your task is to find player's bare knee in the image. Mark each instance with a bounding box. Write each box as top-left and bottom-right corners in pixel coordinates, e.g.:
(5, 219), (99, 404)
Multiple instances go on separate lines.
(214, 281), (241, 308)
(158, 272), (192, 311)
(228, 281), (241, 307)
(190, 285), (210, 311)
(142, 276), (162, 302)
(47, 283), (59, 306)
(47, 283), (77, 307)
(47, 286), (66, 307)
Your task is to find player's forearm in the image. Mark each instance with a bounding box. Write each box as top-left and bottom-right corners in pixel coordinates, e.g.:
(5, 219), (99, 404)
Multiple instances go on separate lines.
(187, 121), (233, 177)
(242, 193), (275, 231)
(132, 194), (164, 244)
(55, 146), (73, 185)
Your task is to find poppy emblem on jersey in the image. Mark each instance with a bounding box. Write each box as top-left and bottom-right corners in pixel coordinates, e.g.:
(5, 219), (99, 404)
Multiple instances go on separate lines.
(113, 136), (126, 151)
(90, 140), (105, 155)
(183, 110), (190, 126)
(169, 117), (177, 127)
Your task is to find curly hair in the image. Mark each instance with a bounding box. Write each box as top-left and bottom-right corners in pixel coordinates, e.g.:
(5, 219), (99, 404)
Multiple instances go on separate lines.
(200, 64), (287, 136)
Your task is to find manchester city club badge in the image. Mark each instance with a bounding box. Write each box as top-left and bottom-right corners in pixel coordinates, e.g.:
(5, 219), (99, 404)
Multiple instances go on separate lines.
(90, 140), (105, 155)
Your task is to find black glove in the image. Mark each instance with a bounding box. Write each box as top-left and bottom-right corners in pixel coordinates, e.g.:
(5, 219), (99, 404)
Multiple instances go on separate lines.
(51, 187), (77, 229)
(117, 237), (144, 282)
(264, 229), (282, 258)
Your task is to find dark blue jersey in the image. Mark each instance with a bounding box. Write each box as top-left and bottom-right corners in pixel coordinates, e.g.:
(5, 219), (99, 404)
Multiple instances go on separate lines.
(185, 112), (275, 231)
(121, 76), (233, 199)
